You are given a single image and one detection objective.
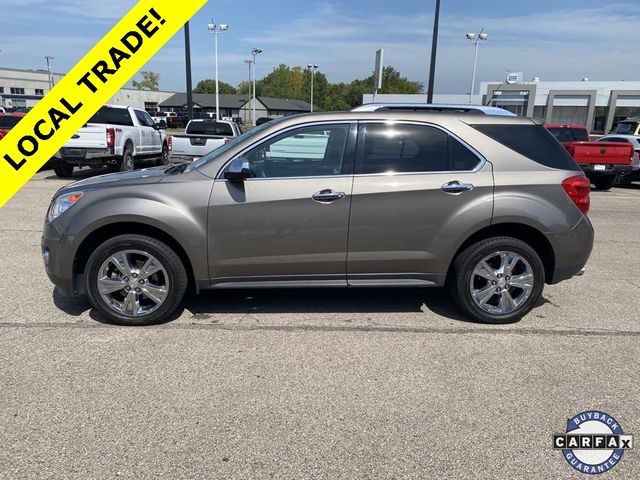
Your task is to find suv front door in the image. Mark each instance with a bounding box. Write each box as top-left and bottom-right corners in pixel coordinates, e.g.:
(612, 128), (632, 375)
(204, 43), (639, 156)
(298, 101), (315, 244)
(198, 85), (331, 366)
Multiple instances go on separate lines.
(347, 122), (494, 286)
(208, 123), (356, 286)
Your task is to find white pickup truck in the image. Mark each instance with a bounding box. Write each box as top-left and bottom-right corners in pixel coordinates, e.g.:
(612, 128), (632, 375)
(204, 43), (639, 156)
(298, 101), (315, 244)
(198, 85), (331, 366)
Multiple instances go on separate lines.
(169, 119), (241, 160)
(53, 105), (169, 177)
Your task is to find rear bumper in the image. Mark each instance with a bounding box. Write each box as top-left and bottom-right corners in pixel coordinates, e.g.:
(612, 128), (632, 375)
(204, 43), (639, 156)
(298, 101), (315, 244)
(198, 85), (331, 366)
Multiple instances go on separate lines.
(55, 148), (115, 162)
(547, 215), (594, 284)
(579, 163), (633, 177)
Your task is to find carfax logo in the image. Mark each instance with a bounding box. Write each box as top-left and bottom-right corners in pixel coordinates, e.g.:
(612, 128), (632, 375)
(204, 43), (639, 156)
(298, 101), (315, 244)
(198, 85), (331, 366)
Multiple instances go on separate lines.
(553, 411), (633, 474)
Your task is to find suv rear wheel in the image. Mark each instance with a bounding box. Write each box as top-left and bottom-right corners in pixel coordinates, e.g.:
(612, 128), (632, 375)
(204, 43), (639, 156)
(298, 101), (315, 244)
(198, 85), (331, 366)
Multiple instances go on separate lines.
(449, 237), (545, 324)
(85, 234), (188, 326)
(119, 146), (135, 172)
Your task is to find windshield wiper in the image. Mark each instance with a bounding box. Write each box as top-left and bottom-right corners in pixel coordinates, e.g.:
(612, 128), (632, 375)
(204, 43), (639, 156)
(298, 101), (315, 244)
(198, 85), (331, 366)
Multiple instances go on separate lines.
(164, 163), (189, 175)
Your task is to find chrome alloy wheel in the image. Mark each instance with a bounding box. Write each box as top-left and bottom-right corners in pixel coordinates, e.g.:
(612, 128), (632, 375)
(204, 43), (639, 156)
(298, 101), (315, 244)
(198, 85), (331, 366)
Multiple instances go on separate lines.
(97, 250), (169, 317)
(469, 251), (534, 315)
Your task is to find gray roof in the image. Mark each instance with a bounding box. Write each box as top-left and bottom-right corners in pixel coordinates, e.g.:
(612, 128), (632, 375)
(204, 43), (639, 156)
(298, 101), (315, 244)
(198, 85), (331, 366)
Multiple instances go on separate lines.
(159, 93), (311, 112)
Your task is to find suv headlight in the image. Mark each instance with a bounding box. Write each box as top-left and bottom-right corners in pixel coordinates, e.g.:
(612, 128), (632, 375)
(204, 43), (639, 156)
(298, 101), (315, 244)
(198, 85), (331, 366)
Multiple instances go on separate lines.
(47, 191), (83, 223)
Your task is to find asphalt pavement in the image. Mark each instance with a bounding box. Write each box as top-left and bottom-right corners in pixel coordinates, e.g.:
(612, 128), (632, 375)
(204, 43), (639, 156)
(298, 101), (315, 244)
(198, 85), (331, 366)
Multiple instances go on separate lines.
(0, 169), (638, 479)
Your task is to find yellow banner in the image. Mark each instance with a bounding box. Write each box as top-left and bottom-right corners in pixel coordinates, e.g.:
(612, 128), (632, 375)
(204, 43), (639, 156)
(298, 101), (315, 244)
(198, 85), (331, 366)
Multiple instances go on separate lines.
(0, 0), (207, 208)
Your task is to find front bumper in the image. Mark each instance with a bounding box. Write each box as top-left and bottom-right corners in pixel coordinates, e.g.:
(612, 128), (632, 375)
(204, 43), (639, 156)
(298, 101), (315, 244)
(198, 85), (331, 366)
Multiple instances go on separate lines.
(547, 215), (594, 284)
(41, 221), (85, 297)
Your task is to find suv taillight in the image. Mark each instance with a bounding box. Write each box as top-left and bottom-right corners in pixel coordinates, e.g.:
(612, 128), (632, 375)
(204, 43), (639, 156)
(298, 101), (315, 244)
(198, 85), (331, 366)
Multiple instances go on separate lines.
(562, 175), (590, 216)
(106, 128), (115, 149)
(168, 136), (173, 151)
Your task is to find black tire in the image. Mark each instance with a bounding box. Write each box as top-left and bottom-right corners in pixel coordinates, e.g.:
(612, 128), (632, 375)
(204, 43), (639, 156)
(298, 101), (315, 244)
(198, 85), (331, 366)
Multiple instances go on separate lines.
(448, 237), (545, 324)
(119, 145), (135, 172)
(593, 176), (616, 191)
(156, 143), (169, 166)
(85, 234), (188, 326)
(53, 160), (74, 178)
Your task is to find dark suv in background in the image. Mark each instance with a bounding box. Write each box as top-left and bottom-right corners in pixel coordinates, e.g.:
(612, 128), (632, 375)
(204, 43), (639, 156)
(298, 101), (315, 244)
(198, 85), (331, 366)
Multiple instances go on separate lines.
(42, 111), (593, 326)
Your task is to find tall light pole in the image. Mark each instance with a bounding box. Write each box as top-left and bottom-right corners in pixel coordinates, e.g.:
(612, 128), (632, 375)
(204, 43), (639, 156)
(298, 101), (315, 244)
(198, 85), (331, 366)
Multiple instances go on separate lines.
(251, 48), (263, 126)
(426, 0), (441, 104)
(45, 55), (55, 90)
(244, 59), (253, 124)
(307, 64), (318, 112)
(208, 21), (229, 120)
(466, 29), (488, 104)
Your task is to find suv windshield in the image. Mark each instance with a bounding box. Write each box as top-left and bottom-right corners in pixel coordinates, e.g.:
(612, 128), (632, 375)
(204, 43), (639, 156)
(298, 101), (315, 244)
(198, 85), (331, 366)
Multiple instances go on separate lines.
(615, 122), (638, 135)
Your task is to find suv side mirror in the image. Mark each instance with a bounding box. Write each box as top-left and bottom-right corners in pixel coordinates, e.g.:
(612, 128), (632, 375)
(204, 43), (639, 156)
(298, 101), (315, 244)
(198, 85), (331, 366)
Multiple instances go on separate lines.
(153, 123), (165, 130)
(224, 158), (252, 181)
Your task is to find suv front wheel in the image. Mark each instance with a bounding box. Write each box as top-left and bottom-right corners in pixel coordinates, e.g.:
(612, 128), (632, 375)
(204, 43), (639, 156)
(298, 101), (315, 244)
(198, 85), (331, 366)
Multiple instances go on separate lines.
(85, 234), (188, 326)
(449, 237), (545, 324)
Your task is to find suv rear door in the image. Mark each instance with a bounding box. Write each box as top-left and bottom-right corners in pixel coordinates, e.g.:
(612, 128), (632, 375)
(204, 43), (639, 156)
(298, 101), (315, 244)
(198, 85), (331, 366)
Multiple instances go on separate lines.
(346, 121), (494, 286)
(209, 122), (357, 286)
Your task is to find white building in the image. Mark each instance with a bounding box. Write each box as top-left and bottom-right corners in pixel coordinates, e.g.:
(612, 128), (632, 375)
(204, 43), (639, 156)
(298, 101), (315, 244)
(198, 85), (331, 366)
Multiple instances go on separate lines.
(0, 67), (175, 112)
(363, 78), (640, 133)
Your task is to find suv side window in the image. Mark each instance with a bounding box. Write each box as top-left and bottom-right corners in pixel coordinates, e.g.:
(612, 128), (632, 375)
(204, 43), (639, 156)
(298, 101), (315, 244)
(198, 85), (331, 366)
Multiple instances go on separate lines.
(245, 124), (350, 178)
(358, 123), (481, 174)
(135, 110), (155, 128)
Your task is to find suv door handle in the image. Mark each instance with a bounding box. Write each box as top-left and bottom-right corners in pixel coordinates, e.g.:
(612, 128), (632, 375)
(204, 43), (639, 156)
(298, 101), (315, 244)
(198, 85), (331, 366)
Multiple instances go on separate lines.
(441, 181), (474, 194)
(312, 189), (346, 203)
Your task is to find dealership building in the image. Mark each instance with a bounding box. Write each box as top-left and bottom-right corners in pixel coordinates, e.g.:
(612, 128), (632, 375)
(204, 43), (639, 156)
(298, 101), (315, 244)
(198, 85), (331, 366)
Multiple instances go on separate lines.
(366, 77), (640, 134)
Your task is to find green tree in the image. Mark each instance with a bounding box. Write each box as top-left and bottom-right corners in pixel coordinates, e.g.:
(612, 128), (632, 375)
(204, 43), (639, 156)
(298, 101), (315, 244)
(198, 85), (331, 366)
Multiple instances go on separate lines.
(132, 71), (160, 91)
(193, 79), (237, 94)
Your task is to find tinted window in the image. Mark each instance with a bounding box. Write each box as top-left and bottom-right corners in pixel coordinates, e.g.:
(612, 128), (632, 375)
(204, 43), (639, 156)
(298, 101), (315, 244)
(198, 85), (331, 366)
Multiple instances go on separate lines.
(547, 127), (589, 142)
(472, 124), (580, 171)
(599, 137), (629, 143)
(615, 122), (637, 135)
(134, 110), (155, 127)
(0, 116), (23, 129)
(245, 124), (350, 178)
(187, 121), (234, 136)
(359, 124), (480, 174)
(88, 107), (134, 126)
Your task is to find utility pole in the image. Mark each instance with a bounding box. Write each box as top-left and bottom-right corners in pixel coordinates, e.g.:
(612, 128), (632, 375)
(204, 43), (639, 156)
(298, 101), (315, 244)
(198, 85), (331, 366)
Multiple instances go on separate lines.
(426, 0), (440, 104)
(45, 56), (55, 90)
(184, 22), (194, 121)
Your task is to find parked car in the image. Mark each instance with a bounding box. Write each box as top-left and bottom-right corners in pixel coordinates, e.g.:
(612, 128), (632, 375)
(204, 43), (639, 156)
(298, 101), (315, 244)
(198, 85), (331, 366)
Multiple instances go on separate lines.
(42, 111), (593, 326)
(167, 113), (188, 129)
(613, 118), (640, 136)
(149, 111), (168, 129)
(545, 124), (633, 190)
(53, 105), (168, 177)
(0, 112), (26, 140)
(596, 135), (640, 186)
(256, 117), (274, 126)
(169, 119), (241, 160)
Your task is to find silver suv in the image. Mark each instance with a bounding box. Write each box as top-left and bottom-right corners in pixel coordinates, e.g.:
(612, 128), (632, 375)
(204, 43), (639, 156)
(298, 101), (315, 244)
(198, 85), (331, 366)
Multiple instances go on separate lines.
(42, 111), (594, 326)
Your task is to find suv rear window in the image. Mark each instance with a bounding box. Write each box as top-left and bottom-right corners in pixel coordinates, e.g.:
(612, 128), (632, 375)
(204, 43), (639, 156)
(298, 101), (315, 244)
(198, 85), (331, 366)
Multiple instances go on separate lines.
(88, 107), (134, 126)
(472, 124), (580, 171)
(187, 121), (234, 136)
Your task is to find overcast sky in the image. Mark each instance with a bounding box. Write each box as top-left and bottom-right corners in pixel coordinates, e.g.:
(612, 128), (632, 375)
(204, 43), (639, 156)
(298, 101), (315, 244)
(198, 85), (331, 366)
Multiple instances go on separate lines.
(1, 0), (639, 94)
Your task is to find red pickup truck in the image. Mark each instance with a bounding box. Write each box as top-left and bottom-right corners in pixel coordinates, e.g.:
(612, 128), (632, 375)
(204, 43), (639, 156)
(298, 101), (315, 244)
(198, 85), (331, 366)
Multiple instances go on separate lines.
(546, 124), (634, 190)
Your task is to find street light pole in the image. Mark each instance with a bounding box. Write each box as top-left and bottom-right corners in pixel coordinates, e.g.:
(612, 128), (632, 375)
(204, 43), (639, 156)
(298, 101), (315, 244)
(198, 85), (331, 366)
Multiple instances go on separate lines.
(426, 0), (440, 104)
(244, 59), (253, 124)
(307, 64), (318, 112)
(251, 48), (263, 126)
(45, 55), (55, 90)
(466, 29), (488, 104)
(208, 21), (229, 120)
